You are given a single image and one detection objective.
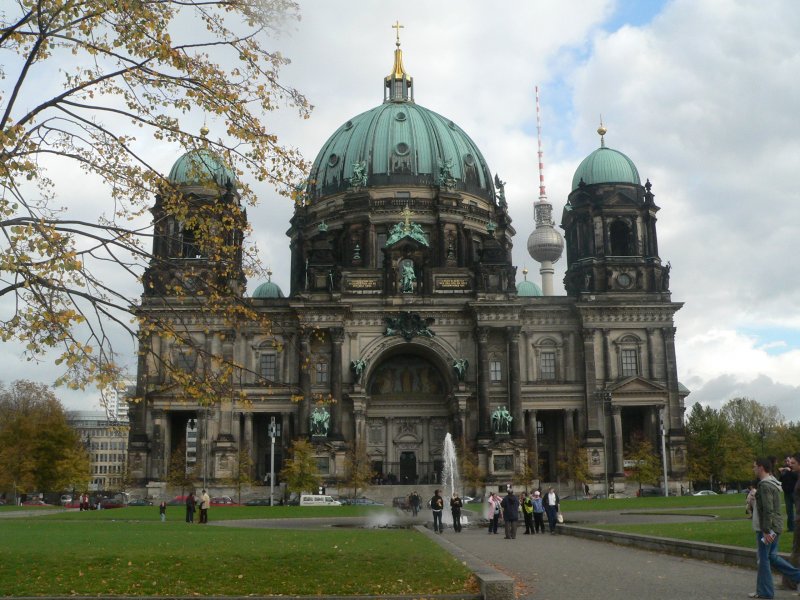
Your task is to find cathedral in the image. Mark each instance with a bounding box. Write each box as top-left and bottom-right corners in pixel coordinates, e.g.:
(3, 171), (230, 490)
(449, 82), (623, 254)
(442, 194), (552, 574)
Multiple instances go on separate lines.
(128, 34), (689, 497)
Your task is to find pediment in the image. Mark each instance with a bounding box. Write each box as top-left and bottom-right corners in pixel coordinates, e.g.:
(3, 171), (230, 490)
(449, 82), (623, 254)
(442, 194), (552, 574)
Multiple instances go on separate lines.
(607, 376), (667, 395)
(602, 189), (640, 208)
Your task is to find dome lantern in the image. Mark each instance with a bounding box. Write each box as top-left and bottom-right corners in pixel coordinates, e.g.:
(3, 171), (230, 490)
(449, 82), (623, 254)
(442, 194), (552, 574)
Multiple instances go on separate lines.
(384, 21), (413, 103)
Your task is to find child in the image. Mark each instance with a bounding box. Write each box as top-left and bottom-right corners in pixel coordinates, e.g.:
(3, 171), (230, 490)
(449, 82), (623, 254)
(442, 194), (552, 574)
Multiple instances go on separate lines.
(159, 500), (167, 522)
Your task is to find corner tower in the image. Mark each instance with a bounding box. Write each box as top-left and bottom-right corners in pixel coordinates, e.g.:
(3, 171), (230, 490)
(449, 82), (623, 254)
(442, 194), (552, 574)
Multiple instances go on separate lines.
(561, 124), (669, 297)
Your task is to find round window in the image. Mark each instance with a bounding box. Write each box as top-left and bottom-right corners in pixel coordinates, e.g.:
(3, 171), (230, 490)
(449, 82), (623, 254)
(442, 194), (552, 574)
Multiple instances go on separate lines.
(344, 120), (353, 130)
(395, 111), (407, 121)
(396, 142), (410, 156)
(464, 154), (475, 166)
(327, 154), (339, 167)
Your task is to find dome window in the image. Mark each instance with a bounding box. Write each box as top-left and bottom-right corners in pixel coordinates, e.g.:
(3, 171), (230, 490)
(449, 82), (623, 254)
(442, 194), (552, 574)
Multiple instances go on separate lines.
(344, 120), (353, 130)
(448, 121), (456, 130)
(395, 111), (407, 121)
(464, 154), (475, 166)
(395, 142), (410, 156)
(327, 154), (339, 167)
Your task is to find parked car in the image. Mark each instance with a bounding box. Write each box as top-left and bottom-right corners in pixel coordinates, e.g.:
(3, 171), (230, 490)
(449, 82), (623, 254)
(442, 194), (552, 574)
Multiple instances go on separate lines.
(392, 496), (410, 510)
(128, 498), (153, 506)
(693, 490), (718, 496)
(98, 498), (125, 509)
(21, 499), (49, 506)
(244, 498), (273, 506)
(167, 495), (189, 505)
(210, 496), (237, 506)
(342, 497), (383, 506)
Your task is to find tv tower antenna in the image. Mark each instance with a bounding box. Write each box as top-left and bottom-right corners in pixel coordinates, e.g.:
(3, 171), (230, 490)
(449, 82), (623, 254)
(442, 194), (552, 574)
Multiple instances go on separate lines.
(526, 85), (564, 296)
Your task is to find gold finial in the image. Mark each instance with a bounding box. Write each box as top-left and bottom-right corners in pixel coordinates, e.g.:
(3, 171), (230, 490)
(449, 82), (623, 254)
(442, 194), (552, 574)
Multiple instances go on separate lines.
(200, 124), (209, 138)
(523, 268), (529, 280)
(392, 20), (404, 47)
(267, 267), (272, 282)
(597, 115), (607, 148)
(400, 202), (413, 232)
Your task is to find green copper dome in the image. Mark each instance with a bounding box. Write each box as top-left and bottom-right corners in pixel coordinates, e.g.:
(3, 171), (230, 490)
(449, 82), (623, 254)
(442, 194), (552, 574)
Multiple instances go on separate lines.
(516, 280), (543, 297)
(252, 280), (284, 299)
(571, 146), (640, 191)
(307, 102), (494, 201)
(168, 149), (236, 187)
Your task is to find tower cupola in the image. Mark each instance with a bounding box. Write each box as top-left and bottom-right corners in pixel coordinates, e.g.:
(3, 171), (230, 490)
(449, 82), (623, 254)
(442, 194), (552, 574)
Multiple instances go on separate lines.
(384, 20), (413, 103)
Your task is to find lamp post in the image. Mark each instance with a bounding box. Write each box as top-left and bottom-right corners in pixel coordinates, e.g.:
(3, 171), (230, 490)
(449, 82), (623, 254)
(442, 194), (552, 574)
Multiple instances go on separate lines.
(595, 390), (612, 499)
(268, 417), (281, 506)
(660, 407), (669, 497)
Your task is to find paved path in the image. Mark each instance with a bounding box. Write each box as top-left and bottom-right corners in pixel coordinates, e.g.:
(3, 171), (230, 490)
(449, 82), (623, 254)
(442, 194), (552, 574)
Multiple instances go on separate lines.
(433, 526), (772, 600)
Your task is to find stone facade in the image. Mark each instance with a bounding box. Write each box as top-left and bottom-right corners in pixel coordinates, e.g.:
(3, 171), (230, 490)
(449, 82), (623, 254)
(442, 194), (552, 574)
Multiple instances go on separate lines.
(128, 45), (688, 496)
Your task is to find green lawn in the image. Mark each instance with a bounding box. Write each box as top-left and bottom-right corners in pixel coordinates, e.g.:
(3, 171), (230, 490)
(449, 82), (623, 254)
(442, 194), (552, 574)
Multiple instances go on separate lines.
(562, 493), (794, 552)
(36, 504), (395, 521)
(0, 517), (475, 596)
(560, 492), (747, 512)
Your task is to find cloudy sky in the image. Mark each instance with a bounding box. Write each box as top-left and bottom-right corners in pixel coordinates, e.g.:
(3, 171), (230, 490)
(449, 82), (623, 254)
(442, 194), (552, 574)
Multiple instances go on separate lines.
(4, 0), (800, 420)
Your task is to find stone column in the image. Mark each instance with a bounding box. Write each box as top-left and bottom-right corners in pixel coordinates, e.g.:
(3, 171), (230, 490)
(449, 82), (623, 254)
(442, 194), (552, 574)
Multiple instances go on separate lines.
(507, 326), (523, 436)
(582, 329), (600, 433)
(602, 329), (612, 381)
(298, 330), (312, 436)
(564, 408), (575, 442)
(646, 328), (656, 379)
(529, 409), (539, 477)
(477, 327), (491, 434)
(244, 412), (254, 478)
(330, 327), (344, 438)
(151, 409), (165, 480)
(612, 406), (624, 476)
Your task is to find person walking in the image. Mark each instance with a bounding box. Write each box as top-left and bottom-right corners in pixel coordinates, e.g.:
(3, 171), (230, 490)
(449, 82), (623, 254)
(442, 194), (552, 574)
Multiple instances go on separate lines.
(430, 489), (444, 533)
(185, 491), (196, 524)
(780, 457), (798, 532)
(543, 486), (560, 534)
(410, 491), (420, 517)
(532, 490), (546, 533)
(159, 500), (167, 522)
(781, 453), (800, 590)
(450, 493), (463, 533)
(487, 492), (501, 534)
(521, 491), (534, 534)
(749, 457), (800, 599)
(500, 487), (520, 539)
(199, 489), (210, 524)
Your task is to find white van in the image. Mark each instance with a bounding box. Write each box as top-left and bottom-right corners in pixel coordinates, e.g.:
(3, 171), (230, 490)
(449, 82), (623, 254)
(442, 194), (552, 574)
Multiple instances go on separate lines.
(299, 494), (341, 507)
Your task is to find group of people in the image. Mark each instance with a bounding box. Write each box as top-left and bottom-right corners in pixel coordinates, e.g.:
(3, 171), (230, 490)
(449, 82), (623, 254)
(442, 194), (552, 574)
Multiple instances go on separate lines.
(487, 487), (560, 539)
(427, 489), (464, 533)
(183, 489), (211, 524)
(424, 486), (561, 538)
(746, 455), (800, 599)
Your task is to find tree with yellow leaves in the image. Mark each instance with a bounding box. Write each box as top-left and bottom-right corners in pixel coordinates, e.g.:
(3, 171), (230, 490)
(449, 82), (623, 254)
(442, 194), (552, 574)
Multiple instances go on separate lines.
(0, 379), (90, 496)
(0, 0), (310, 407)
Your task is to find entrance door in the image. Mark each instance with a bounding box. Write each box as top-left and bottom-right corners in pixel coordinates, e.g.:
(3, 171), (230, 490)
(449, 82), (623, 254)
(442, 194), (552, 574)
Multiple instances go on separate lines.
(399, 452), (417, 484)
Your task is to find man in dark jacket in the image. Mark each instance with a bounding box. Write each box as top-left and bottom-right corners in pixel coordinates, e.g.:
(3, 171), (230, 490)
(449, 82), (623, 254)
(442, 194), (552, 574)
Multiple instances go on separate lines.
(751, 457), (800, 598)
(450, 493), (463, 532)
(430, 490), (444, 533)
(500, 488), (520, 539)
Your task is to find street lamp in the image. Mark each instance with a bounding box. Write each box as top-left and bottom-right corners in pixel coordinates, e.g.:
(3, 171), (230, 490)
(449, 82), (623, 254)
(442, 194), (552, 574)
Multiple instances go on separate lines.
(269, 417), (281, 506)
(595, 390), (612, 499)
(660, 407), (669, 497)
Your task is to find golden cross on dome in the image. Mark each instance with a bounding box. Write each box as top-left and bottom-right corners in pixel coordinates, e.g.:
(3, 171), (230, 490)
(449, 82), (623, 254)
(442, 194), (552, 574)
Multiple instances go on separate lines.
(400, 203), (413, 231)
(392, 20), (404, 46)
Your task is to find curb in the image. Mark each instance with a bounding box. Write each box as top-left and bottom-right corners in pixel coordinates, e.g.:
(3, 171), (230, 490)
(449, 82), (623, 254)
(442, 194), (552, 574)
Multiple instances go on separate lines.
(561, 524), (766, 568)
(416, 526), (514, 600)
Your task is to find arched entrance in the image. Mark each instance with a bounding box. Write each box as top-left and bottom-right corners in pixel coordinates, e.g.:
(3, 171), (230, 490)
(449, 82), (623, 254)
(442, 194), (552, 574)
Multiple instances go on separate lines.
(364, 353), (452, 485)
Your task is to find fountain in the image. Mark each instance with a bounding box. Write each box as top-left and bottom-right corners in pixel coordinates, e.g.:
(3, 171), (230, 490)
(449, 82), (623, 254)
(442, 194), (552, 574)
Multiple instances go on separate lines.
(440, 433), (469, 526)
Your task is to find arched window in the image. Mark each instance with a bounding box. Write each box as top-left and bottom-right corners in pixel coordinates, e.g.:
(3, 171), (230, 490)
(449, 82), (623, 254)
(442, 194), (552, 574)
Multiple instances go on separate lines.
(614, 334), (642, 378)
(609, 220), (633, 256)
